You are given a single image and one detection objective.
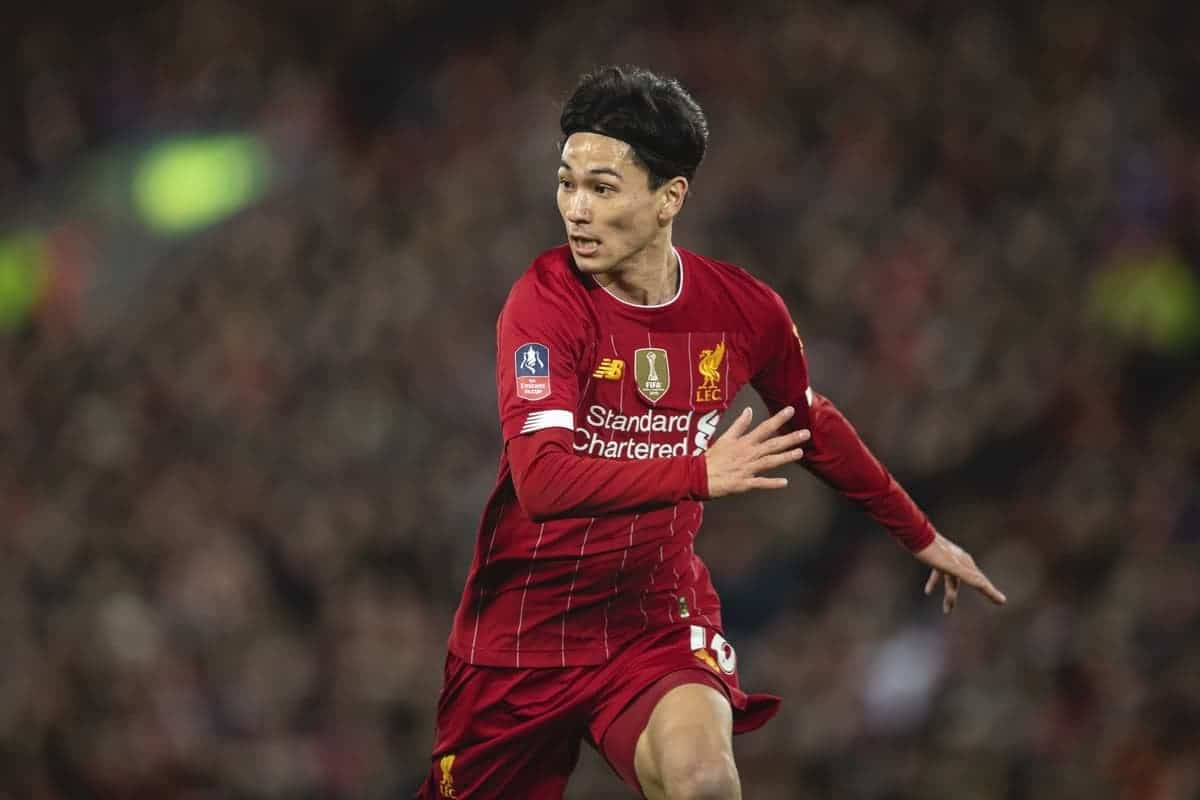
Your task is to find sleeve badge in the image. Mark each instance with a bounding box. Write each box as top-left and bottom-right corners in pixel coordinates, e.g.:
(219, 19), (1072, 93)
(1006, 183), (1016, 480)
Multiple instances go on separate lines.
(515, 342), (551, 400)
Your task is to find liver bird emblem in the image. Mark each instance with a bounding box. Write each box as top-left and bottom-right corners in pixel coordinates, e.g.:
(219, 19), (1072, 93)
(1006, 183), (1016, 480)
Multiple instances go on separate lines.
(698, 341), (725, 389)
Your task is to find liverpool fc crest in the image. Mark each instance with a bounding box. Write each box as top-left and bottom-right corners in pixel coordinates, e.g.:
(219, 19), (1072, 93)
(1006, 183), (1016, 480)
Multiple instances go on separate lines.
(634, 347), (669, 403)
(695, 341), (725, 403)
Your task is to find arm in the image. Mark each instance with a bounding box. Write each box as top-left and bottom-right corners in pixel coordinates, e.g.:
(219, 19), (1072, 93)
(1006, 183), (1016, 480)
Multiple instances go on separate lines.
(508, 406), (810, 522)
(801, 391), (935, 553)
(751, 290), (1005, 611)
(803, 391), (1006, 611)
(507, 428), (707, 521)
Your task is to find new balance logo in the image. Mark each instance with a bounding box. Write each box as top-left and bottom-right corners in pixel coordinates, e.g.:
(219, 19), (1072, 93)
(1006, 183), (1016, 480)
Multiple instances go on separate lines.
(593, 358), (625, 380)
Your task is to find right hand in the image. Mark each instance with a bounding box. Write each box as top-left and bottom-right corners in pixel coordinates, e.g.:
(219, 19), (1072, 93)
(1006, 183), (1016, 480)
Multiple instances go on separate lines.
(704, 406), (810, 498)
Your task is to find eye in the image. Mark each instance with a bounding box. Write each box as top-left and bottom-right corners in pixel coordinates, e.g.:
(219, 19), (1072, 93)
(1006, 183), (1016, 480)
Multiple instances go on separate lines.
(558, 177), (573, 189)
(594, 184), (615, 195)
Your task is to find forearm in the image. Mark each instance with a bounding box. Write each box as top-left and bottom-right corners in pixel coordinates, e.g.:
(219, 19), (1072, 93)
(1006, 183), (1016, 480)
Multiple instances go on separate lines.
(801, 392), (935, 552)
(507, 429), (710, 521)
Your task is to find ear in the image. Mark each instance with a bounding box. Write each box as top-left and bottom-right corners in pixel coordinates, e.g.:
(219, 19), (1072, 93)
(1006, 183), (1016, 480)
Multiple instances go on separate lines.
(657, 177), (689, 224)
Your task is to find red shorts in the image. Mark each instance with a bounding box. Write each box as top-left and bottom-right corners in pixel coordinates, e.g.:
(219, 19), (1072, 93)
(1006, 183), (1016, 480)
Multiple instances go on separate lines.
(416, 623), (780, 799)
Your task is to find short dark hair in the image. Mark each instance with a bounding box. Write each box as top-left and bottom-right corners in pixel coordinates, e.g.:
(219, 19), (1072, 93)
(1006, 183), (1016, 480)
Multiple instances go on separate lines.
(560, 65), (708, 189)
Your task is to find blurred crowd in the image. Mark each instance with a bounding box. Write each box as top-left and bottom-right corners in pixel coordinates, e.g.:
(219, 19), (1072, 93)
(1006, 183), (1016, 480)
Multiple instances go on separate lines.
(2, 1), (1199, 798)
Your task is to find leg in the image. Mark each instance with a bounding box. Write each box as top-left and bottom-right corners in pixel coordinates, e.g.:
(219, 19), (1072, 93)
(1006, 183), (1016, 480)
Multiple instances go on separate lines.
(589, 625), (779, 799)
(633, 681), (740, 800)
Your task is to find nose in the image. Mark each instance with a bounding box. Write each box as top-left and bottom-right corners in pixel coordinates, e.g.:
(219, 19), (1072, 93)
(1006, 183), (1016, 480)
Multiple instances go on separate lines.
(565, 190), (591, 224)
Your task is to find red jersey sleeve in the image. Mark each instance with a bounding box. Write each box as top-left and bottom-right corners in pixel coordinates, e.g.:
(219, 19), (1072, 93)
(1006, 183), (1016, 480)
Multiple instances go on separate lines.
(751, 290), (935, 553)
(507, 428), (709, 522)
(496, 272), (588, 442)
(750, 289), (816, 432)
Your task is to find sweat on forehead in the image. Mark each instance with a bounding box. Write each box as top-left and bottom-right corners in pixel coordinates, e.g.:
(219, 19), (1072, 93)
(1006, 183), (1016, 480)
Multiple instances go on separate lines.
(559, 133), (648, 182)
(562, 133), (636, 164)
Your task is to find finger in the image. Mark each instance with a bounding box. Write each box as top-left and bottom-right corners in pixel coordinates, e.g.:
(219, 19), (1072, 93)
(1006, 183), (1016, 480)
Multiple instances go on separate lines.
(756, 448), (805, 471)
(943, 575), (959, 615)
(757, 428), (811, 456)
(952, 562), (1008, 605)
(724, 407), (753, 439)
(969, 574), (1008, 605)
(746, 406), (795, 444)
(924, 569), (940, 595)
(745, 476), (789, 491)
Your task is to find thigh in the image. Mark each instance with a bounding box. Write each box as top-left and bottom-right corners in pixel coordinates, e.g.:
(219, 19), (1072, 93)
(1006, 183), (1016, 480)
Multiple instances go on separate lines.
(598, 667), (731, 798)
(417, 653), (585, 800)
(587, 624), (780, 797)
(634, 679), (737, 800)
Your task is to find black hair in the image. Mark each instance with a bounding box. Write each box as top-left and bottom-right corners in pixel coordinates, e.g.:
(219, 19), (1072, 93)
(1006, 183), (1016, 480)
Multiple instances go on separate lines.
(560, 65), (708, 189)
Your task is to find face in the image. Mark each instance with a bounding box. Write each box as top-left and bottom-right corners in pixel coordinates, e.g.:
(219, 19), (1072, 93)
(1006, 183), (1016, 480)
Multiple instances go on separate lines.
(556, 132), (685, 274)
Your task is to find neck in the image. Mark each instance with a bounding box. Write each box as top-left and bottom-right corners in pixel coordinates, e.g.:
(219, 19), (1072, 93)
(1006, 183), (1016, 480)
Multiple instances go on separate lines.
(595, 236), (679, 306)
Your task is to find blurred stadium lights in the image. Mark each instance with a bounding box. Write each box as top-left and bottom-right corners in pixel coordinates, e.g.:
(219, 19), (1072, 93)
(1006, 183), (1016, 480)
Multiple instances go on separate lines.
(132, 134), (273, 235)
(0, 130), (281, 332)
(0, 230), (47, 330)
(1089, 245), (1200, 353)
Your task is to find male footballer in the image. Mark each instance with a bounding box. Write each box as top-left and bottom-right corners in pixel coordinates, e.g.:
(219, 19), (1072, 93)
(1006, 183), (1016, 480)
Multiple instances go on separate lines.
(418, 65), (1006, 800)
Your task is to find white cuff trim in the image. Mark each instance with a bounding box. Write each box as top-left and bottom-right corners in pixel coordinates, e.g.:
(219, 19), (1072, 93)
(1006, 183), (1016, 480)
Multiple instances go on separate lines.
(520, 409), (575, 434)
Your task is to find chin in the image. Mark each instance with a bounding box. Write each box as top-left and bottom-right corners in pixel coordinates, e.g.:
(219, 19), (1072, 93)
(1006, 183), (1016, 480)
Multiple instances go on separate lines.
(572, 253), (616, 274)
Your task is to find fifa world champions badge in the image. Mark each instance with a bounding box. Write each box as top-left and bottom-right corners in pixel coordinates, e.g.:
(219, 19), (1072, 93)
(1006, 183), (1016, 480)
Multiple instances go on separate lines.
(515, 342), (551, 400)
(634, 347), (669, 403)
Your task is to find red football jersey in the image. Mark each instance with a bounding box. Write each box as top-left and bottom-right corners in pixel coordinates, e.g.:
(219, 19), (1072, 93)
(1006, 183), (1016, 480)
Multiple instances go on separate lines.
(448, 245), (934, 668)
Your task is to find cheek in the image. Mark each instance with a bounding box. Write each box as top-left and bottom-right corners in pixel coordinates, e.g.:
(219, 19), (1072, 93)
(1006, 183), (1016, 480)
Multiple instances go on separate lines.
(602, 200), (651, 234)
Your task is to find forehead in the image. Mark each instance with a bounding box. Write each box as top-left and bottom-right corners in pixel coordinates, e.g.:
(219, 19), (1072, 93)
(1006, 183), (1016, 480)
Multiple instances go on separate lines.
(560, 132), (639, 172)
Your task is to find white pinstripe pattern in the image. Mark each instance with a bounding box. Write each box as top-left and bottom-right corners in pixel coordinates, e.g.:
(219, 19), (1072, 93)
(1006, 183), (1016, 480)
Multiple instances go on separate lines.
(557, 356), (596, 667)
(664, 505), (678, 622)
(602, 512), (638, 660)
(721, 330), (729, 399)
(687, 332), (693, 407)
(611, 333), (622, 414)
(636, 331), (658, 631)
(692, 556), (715, 629)
(560, 517), (594, 667)
(671, 566), (681, 622)
(687, 332), (704, 625)
(514, 522), (546, 668)
(469, 501), (506, 664)
(598, 334), (626, 660)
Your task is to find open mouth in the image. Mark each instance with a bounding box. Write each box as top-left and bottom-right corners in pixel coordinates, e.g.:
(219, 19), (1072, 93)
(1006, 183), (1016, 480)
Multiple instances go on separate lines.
(570, 235), (600, 257)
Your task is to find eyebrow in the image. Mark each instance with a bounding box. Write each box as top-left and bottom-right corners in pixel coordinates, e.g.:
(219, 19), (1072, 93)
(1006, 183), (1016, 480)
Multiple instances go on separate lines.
(559, 160), (623, 179)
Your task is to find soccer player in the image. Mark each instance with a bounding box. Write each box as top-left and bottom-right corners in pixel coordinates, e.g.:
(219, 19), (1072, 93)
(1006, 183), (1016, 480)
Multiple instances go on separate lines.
(418, 66), (1006, 800)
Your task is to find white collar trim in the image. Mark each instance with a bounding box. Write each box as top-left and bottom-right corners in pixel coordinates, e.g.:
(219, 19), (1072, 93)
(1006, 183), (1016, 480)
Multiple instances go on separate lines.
(596, 247), (684, 309)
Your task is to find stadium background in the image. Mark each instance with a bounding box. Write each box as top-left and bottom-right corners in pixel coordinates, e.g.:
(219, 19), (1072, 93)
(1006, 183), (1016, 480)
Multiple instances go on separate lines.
(2, 0), (1199, 797)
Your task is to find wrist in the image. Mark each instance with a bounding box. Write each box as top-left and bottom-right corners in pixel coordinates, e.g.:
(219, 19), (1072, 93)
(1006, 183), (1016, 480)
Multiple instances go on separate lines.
(908, 522), (937, 554)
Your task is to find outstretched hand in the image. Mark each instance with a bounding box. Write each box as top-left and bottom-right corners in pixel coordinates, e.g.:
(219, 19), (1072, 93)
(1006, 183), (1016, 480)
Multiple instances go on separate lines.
(916, 532), (1007, 614)
(705, 406), (810, 498)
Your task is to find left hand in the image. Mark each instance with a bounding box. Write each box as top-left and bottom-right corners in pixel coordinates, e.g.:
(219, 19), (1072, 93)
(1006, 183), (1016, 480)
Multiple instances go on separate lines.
(914, 532), (1007, 614)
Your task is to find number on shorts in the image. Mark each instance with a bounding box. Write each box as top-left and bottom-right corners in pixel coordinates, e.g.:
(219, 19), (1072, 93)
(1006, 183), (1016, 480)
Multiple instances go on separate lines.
(689, 625), (737, 674)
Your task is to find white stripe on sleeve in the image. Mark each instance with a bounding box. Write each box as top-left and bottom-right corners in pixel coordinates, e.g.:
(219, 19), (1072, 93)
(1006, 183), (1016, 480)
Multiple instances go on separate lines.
(520, 409), (575, 434)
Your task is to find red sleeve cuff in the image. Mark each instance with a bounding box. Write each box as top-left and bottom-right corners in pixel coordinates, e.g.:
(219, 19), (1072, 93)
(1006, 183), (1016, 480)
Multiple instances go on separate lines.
(688, 455), (710, 500)
(907, 520), (937, 553)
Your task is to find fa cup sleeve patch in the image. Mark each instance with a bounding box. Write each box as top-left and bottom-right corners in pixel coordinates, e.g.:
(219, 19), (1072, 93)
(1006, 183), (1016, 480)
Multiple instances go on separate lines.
(514, 342), (551, 400)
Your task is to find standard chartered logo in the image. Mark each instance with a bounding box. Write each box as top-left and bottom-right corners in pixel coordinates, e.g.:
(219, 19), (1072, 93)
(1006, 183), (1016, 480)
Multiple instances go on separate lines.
(693, 410), (720, 454)
(574, 404), (721, 459)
